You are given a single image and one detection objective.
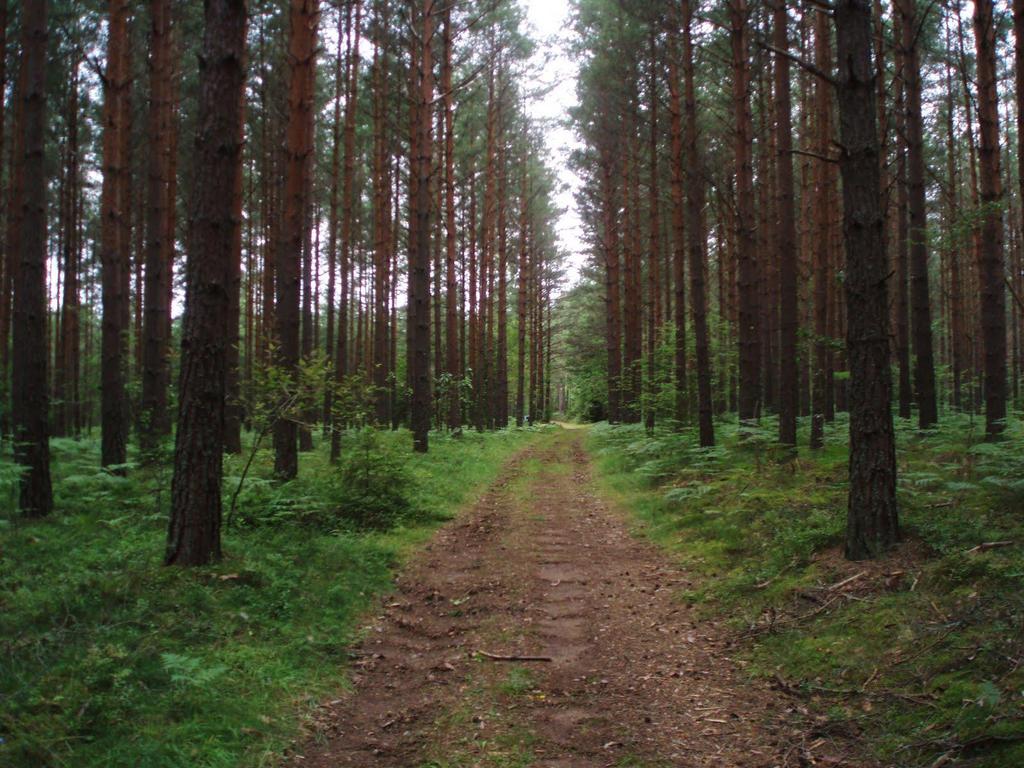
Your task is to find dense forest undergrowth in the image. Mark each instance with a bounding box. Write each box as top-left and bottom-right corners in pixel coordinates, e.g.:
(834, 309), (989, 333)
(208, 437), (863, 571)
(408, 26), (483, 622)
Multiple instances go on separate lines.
(591, 414), (1024, 767)
(0, 427), (545, 767)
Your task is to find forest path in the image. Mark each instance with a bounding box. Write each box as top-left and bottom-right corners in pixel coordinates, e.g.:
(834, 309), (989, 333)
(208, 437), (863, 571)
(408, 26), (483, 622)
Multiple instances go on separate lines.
(289, 428), (844, 767)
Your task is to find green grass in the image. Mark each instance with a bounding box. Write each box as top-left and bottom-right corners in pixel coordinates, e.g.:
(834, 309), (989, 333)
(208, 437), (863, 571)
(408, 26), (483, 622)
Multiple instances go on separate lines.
(589, 412), (1024, 767)
(0, 426), (544, 768)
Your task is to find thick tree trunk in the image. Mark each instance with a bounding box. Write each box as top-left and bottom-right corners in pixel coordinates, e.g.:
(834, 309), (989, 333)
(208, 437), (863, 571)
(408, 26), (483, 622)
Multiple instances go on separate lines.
(11, 0), (53, 516)
(834, 0), (899, 560)
(974, 0), (1008, 437)
(166, 0), (247, 566)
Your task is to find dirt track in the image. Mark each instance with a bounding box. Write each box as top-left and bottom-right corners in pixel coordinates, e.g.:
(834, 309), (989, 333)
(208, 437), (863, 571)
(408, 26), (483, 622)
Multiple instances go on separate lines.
(289, 429), (862, 767)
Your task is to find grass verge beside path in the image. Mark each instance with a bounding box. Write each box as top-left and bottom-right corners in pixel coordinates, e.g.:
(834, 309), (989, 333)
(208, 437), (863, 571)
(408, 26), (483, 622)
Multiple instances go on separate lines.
(588, 414), (1024, 767)
(0, 426), (547, 768)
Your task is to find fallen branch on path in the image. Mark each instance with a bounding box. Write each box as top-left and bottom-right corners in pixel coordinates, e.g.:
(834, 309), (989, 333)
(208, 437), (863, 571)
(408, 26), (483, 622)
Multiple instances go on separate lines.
(475, 650), (553, 662)
(964, 541), (1015, 555)
(827, 570), (867, 592)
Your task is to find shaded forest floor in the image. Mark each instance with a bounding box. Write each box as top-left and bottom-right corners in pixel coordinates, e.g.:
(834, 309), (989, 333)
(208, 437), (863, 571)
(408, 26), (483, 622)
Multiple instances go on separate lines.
(288, 429), (858, 767)
(0, 427), (542, 767)
(4, 418), (1023, 767)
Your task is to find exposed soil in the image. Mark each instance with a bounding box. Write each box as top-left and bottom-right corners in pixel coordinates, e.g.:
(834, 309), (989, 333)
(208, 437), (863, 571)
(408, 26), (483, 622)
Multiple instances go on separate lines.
(288, 429), (867, 767)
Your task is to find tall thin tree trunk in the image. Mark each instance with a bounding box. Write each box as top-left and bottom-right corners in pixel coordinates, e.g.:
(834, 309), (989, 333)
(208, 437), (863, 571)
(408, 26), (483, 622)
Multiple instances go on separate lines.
(600, 153), (621, 424)
(55, 61), (81, 439)
(684, 0), (714, 446)
(810, 11), (832, 449)
(774, 0), (798, 446)
(323, 2), (348, 433)
(224, 82), (246, 455)
(731, 0), (760, 422)
(100, 0), (131, 471)
(974, 0), (1008, 436)
(496, 123), (509, 429)
(0, 1), (10, 440)
(898, 0), (938, 427)
(332, 0), (362, 459)
(443, 4), (460, 431)
(516, 161), (531, 426)
(11, 0), (53, 516)
(141, 0), (176, 455)
(668, 32), (687, 426)
(274, 0), (319, 479)
(408, 0), (434, 452)
(645, 40), (659, 432)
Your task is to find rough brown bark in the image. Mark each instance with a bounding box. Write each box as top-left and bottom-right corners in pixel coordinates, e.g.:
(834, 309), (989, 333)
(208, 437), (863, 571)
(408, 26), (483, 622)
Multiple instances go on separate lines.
(55, 61), (81, 439)
(622, 129), (642, 423)
(372, 22), (390, 427)
(809, 11), (832, 449)
(100, 0), (131, 471)
(893, 30), (912, 419)
(443, 4), (461, 431)
(731, 0), (760, 422)
(332, 0), (363, 459)
(225, 78), (247, 455)
(773, 0), (798, 446)
(668, 31), (687, 427)
(166, 0), (247, 566)
(516, 160), (531, 427)
(274, 0), (319, 478)
(645, 41), (659, 433)
(408, 0), (435, 451)
(323, 3), (347, 432)
(600, 152), (622, 424)
(140, 0), (175, 455)
(897, 0), (938, 427)
(974, 0), (1008, 436)
(683, 0), (714, 447)
(496, 119), (510, 429)
(11, 0), (53, 516)
(944, 18), (965, 412)
(0, 1), (10, 439)
(834, 0), (899, 560)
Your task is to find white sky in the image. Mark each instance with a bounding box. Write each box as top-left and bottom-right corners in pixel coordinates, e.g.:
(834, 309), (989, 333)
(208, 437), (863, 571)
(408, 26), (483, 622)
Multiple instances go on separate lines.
(522, 0), (587, 288)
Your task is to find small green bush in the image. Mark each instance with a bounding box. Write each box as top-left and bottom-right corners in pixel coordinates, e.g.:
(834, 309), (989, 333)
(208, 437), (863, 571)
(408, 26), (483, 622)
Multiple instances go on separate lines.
(334, 428), (414, 530)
